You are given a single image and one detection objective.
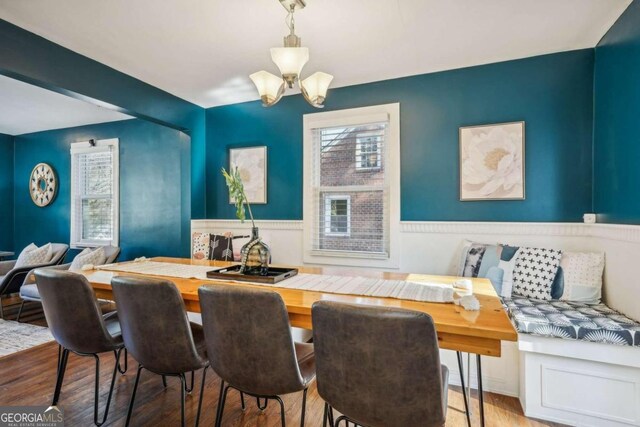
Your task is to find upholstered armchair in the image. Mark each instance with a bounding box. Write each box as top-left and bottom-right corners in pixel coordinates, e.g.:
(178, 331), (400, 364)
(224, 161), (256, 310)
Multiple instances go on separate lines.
(0, 243), (69, 319)
(16, 246), (120, 321)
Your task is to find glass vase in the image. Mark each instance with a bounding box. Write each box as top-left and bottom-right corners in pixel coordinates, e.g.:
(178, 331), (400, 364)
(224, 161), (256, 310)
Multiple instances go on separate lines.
(239, 227), (270, 276)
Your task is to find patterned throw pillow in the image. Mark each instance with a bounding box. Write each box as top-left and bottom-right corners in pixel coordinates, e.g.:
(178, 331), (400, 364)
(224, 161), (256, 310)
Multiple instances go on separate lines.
(560, 252), (605, 304)
(209, 234), (234, 261)
(192, 232), (211, 260)
(512, 247), (562, 300)
(15, 243), (53, 268)
(70, 247), (107, 271)
(497, 246), (520, 298)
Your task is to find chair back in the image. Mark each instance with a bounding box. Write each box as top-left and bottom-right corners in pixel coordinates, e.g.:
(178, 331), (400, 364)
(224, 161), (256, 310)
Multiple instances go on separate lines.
(102, 246), (120, 264)
(111, 276), (205, 374)
(312, 301), (446, 427)
(34, 269), (118, 354)
(49, 244), (69, 265)
(198, 285), (305, 395)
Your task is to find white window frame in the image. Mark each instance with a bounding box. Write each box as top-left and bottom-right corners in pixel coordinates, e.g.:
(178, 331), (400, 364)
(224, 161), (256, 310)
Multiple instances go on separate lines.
(355, 133), (382, 171)
(70, 138), (120, 248)
(303, 103), (400, 269)
(324, 195), (351, 237)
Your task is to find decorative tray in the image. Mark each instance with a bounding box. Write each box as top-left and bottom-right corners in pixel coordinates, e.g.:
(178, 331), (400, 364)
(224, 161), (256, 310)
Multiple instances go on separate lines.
(206, 265), (298, 284)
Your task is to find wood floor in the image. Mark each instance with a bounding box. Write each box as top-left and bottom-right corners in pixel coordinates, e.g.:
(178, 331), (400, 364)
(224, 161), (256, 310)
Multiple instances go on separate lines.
(0, 301), (564, 427)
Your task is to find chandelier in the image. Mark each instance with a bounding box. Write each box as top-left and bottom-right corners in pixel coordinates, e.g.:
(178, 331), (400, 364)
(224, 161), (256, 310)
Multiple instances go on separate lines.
(250, 0), (333, 108)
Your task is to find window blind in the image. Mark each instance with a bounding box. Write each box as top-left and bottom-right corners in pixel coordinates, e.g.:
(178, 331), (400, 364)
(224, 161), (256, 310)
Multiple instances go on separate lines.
(310, 121), (389, 257)
(70, 140), (119, 247)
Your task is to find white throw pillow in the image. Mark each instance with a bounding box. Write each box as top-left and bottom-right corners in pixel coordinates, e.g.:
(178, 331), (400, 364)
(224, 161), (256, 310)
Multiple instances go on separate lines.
(15, 243), (53, 268)
(70, 247), (107, 271)
(560, 251), (605, 304)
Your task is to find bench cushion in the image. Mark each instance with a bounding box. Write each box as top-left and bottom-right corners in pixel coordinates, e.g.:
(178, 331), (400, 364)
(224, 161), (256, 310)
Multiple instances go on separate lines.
(504, 297), (640, 346)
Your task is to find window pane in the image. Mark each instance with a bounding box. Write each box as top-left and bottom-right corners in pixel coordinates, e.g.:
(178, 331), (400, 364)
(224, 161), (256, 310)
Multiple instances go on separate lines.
(319, 123), (386, 187)
(79, 151), (112, 195)
(82, 198), (113, 241)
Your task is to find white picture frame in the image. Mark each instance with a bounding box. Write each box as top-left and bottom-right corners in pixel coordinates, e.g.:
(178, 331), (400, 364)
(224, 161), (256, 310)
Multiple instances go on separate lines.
(229, 146), (267, 204)
(459, 121), (525, 201)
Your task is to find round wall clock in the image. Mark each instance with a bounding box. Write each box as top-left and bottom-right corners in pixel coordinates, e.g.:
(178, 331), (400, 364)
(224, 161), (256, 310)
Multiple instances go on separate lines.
(30, 163), (58, 207)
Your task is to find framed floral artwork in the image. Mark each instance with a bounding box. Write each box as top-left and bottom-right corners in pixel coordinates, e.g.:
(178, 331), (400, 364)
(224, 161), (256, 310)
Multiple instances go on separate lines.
(459, 121), (525, 201)
(229, 145), (267, 204)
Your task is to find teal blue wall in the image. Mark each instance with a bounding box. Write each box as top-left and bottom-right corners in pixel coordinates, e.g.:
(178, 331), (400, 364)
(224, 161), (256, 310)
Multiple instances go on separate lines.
(13, 119), (188, 261)
(0, 133), (14, 251)
(0, 19), (206, 255)
(206, 50), (595, 222)
(594, 0), (640, 223)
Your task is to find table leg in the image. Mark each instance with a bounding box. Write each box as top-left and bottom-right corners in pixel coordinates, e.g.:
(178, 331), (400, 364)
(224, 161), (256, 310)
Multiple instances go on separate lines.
(477, 354), (485, 427)
(466, 352), (472, 416)
(456, 351), (471, 427)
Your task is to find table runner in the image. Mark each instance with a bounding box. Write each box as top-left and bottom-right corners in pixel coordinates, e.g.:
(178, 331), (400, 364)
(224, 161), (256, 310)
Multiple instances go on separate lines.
(98, 261), (454, 303)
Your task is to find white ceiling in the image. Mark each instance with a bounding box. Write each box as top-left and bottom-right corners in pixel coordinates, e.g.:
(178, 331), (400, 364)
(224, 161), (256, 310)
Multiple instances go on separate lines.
(0, 75), (131, 136)
(0, 0), (631, 108)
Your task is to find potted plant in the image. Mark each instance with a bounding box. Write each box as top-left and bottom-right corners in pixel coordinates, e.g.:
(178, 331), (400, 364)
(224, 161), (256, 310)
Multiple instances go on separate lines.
(222, 167), (270, 275)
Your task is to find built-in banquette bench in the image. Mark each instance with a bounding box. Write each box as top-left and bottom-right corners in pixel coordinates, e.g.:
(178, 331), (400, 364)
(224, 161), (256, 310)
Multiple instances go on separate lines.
(459, 241), (640, 427)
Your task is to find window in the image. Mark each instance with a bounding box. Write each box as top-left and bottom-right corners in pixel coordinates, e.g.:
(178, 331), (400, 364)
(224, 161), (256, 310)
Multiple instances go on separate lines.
(355, 133), (382, 170)
(303, 104), (400, 268)
(324, 195), (351, 236)
(70, 139), (119, 248)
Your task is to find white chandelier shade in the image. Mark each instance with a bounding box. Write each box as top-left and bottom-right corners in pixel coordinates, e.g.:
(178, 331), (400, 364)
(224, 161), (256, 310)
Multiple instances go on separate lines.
(270, 47), (309, 87)
(300, 71), (334, 108)
(249, 70), (285, 106)
(250, 0), (332, 108)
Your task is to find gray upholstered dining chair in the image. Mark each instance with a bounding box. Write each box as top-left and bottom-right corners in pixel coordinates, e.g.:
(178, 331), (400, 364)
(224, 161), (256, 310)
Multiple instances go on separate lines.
(34, 268), (126, 427)
(111, 276), (208, 427)
(312, 301), (449, 427)
(0, 243), (68, 319)
(16, 246), (120, 322)
(198, 285), (316, 427)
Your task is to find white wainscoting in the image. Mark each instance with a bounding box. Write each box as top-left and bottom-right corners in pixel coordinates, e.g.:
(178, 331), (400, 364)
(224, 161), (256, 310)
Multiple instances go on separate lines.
(191, 219), (640, 398)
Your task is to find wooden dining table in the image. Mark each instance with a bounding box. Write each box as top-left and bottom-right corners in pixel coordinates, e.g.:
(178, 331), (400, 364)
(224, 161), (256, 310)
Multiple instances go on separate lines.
(80, 256), (517, 427)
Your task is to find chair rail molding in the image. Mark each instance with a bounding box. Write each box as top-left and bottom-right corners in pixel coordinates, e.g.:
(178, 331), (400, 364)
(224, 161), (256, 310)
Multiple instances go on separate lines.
(193, 220), (640, 242)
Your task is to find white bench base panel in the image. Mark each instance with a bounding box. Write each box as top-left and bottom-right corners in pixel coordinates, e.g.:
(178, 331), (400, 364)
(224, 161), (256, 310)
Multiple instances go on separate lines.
(519, 334), (640, 427)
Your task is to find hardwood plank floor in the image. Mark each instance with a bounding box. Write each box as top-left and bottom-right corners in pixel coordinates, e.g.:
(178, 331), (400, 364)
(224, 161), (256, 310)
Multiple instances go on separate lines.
(0, 299), (564, 426)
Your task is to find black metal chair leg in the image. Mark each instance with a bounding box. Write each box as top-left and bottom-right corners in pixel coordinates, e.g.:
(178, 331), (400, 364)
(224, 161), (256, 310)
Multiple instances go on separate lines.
(16, 300), (25, 322)
(477, 354), (485, 427)
(184, 370), (195, 393)
(52, 348), (69, 406)
(0, 294), (4, 319)
(257, 397), (268, 411)
(273, 395), (286, 427)
(195, 367), (207, 427)
(215, 384), (231, 427)
(178, 374), (187, 427)
(300, 388), (308, 427)
(457, 351), (472, 427)
(115, 347), (128, 374)
(162, 375), (168, 388)
(125, 365), (143, 427)
(240, 391), (246, 411)
(323, 403), (329, 427)
(215, 380), (225, 425)
(92, 351), (119, 426)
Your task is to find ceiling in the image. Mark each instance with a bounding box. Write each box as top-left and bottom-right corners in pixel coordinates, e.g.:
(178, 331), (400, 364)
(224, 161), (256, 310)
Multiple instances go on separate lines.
(0, 0), (632, 108)
(0, 75), (131, 136)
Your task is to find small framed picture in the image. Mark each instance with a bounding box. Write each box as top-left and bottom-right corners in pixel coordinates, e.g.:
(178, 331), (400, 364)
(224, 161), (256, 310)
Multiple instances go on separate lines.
(459, 121), (525, 201)
(229, 146), (267, 204)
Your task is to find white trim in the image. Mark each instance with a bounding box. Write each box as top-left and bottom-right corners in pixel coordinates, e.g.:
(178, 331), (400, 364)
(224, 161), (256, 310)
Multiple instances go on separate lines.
(303, 103), (401, 269)
(193, 220), (640, 242)
(70, 138), (120, 248)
